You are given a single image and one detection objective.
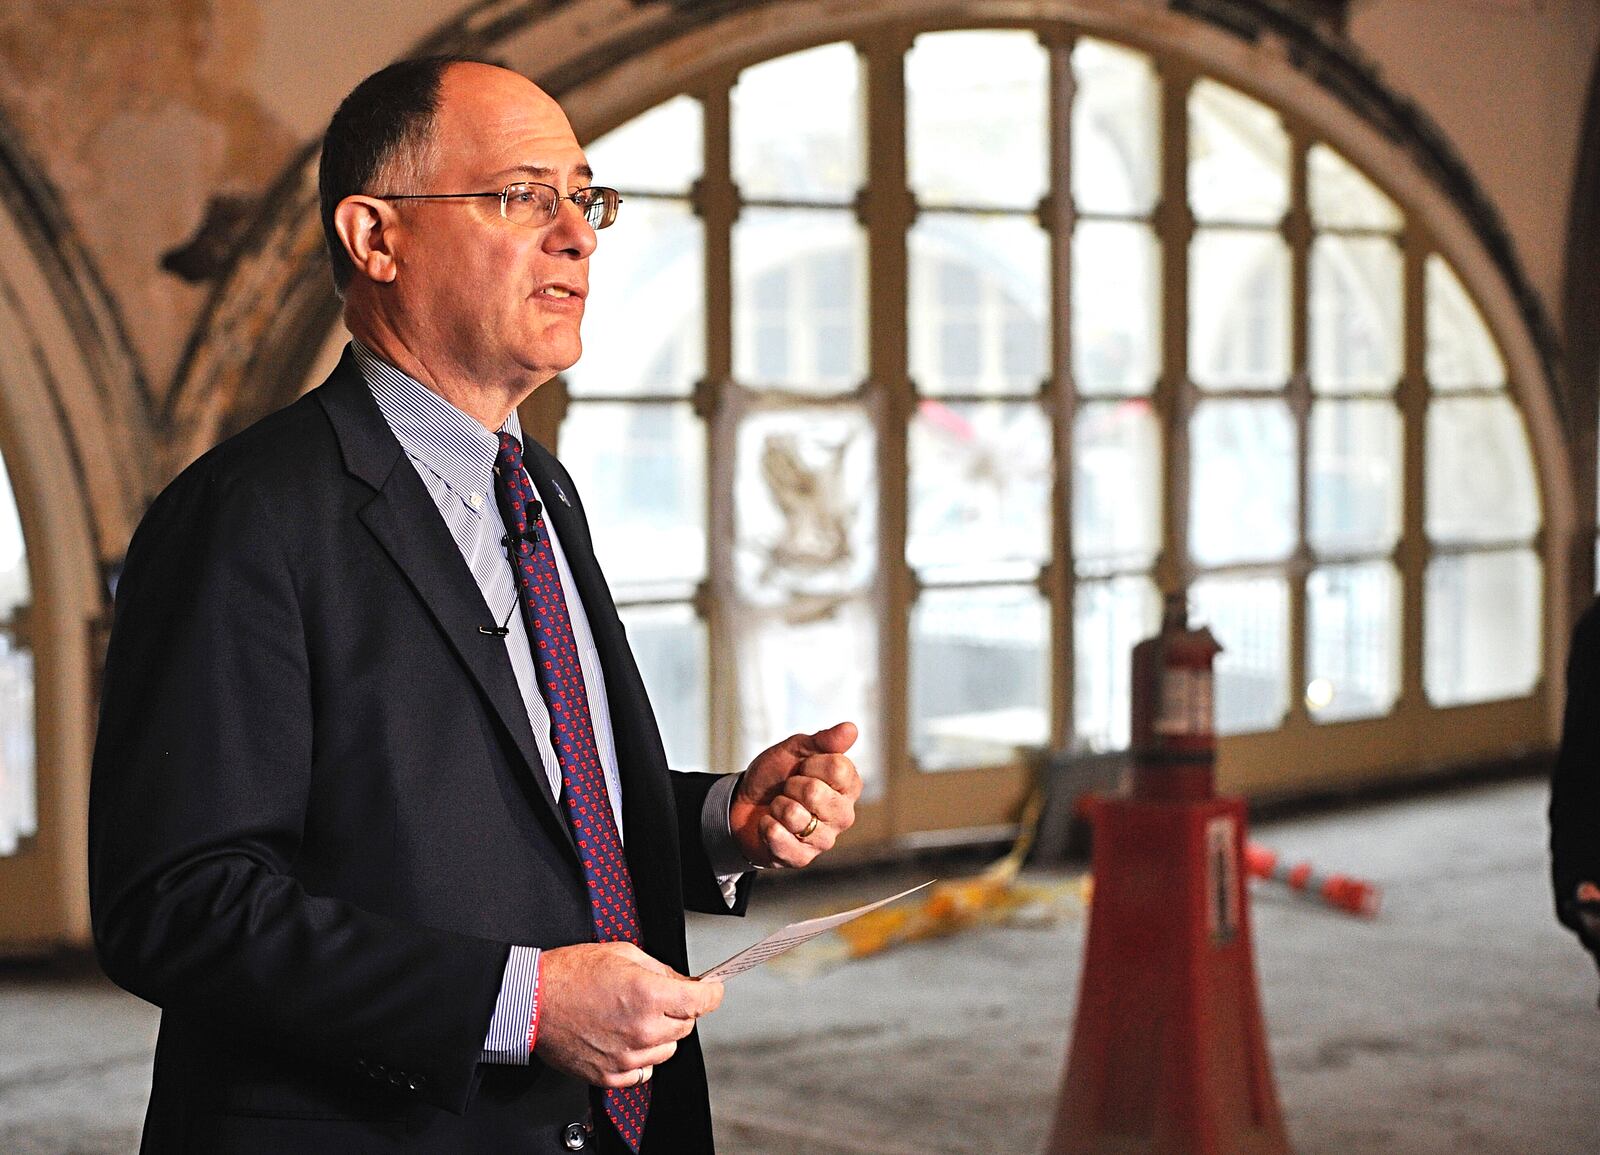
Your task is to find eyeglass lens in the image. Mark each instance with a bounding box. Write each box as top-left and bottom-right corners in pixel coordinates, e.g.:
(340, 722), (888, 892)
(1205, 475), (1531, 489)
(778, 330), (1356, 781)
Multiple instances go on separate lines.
(504, 184), (618, 229)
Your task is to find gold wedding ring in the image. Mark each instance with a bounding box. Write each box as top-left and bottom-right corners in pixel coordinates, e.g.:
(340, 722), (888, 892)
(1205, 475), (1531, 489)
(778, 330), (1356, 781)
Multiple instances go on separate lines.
(798, 813), (820, 841)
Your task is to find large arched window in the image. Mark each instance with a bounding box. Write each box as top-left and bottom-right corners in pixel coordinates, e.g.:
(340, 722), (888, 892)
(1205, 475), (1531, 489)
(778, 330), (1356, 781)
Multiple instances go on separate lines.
(558, 27), (1546, 842)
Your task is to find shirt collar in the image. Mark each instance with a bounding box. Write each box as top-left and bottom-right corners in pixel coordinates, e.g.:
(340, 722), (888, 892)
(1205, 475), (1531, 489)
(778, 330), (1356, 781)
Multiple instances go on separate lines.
(351, 339), (524, 509)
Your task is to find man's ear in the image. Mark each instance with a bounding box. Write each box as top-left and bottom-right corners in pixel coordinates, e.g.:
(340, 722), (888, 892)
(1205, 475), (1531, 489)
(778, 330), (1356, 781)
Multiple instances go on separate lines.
(333, 195), (400, 285)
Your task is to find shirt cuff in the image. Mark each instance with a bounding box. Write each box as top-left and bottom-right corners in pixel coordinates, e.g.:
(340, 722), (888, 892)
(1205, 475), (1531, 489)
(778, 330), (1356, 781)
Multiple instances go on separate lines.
(701, 771), (755, 907)
(480, 945), (540, 1065)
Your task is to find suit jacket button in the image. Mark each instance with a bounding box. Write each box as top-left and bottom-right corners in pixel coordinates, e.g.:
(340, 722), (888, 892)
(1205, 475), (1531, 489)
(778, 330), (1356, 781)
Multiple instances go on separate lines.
(563, 1121), (588, 1150)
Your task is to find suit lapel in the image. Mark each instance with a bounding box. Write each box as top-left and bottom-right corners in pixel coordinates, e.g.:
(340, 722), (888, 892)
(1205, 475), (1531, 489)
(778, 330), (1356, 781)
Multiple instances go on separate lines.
(315, 354), (577, 856)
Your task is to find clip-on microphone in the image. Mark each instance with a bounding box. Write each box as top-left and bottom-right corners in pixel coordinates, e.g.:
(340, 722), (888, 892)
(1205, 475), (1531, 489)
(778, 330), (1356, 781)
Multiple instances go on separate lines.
(480, 500), (543, 637)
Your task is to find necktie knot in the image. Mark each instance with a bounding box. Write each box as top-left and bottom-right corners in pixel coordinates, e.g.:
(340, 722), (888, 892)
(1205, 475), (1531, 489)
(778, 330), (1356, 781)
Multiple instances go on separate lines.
(496, 430), (524, 472)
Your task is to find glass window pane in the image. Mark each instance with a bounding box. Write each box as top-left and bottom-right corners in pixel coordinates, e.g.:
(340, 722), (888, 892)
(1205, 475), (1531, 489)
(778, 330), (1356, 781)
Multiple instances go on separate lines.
(1190, 229), (1291, 390)
(560, 402), (705, 600)
(908, 400), (1051, 582)
(1308, 144), (1402, 232)
(621, 603), (707, 772)
(909, 213), (1048, 396)
(733, 209), (865, 392)
(1188, 79), (1289, 225)
(1426, 255), (1506, 389)
(1189, 575), (1289, 735)
(565, 199), (702, 397)
(1310, 235), (1402, 394)
(1071, 38), (1159, 216)
(1073, 399), (1162, 573)
(584, 95), (702, 196)
(1306, 562), (1400, 722)
(1308, 400), (1402, 555)
(1426, 395), (1540, 544)
(1073, 220), (1160, 396)
(907, 30), (1048, 209)
(1425, 548), (1541, 706)
(734, 403), (876, 604)
(732, 43), (861, 202)
(1190, 400), (1296, 566)
(738, 597), (881, 800)
(911, 585), (1049, 770)
(0, 461), (31, 857)
(1074, 575), (1160, 752)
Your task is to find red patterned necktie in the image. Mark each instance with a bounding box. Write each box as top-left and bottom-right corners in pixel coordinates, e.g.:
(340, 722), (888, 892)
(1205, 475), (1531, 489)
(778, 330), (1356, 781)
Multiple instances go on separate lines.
(493, 432), (649, 1152)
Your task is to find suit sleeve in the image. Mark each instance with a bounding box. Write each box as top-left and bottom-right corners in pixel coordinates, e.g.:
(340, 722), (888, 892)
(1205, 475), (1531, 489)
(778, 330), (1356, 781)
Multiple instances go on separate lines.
(89, 467), (509, 1115)
(1551, 596), (1600, 962)
(670, 770), (753, 917)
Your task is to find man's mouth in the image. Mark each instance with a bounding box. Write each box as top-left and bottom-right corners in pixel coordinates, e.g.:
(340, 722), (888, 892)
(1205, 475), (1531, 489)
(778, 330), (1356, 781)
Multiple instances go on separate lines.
(539, 286), (581, 299)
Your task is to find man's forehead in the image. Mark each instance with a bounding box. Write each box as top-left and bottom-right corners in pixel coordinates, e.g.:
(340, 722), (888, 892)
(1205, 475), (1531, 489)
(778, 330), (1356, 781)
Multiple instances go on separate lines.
(435, 62), (583, 163)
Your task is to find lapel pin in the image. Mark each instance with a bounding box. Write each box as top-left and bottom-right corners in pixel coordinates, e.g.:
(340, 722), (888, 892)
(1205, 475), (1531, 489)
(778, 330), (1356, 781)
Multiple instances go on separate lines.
(550, 479), (572, 508)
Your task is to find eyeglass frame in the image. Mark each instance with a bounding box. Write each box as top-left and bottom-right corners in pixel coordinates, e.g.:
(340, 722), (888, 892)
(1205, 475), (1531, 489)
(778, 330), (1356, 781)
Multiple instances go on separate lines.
(369, 181), (623, 229)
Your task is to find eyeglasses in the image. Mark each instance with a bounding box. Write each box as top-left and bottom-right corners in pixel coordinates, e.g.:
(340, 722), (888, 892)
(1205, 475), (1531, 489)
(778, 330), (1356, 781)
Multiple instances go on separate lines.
(371, 182), (622, 230)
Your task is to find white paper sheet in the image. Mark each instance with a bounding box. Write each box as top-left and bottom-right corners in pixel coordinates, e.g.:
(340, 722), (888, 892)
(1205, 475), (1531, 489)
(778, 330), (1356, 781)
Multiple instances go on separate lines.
(694, 880), (935, 982)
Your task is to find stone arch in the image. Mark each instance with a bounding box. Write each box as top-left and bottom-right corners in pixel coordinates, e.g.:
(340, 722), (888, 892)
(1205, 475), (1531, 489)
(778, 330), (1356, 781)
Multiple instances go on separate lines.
(0, 122), (150, 948)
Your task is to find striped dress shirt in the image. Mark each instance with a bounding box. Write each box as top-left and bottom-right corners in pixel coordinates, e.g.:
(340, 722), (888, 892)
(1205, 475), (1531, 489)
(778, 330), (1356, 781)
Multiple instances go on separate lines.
(353, 341), (743, 1066)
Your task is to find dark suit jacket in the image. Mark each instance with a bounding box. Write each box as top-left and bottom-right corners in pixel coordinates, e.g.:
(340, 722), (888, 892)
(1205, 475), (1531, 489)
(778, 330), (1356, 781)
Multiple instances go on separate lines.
(1551, 595), (1600, 969)
(89, 350), (747, 1152)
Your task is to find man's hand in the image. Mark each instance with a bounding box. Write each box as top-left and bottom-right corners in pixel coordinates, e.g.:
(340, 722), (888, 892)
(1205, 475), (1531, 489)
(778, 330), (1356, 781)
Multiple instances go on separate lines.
(730, 721), (863, 868)
(534, 942), (723, 1087)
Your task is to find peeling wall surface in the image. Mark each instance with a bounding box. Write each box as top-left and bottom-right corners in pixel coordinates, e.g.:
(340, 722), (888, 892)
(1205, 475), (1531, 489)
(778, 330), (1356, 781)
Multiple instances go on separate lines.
(0, 1), (470, 400)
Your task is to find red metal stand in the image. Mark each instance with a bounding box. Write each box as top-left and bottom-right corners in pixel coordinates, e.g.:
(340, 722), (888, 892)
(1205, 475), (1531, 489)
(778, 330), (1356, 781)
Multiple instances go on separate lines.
(1045, 795), (1292, 1155)
(1047, 594), (1291, 1154)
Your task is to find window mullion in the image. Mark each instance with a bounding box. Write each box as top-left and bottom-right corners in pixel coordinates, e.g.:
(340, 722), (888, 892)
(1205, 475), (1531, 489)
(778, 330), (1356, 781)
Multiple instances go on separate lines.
(1286, 129), (1312, 727)
(1156, 62), (1195, 596)
(698, 78), (738, 777)
(861, 30), (913, 809)
(1398, 232), (1430, 709)
(1045, 29), (1076, 752)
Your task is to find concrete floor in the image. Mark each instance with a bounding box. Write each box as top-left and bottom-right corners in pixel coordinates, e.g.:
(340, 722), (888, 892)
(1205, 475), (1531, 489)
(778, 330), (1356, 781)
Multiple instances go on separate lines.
(3, 776), (1597, 1154)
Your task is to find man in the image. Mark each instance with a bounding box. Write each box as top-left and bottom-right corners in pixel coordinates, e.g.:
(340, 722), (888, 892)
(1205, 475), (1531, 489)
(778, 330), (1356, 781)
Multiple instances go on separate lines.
(1551, 595), (1600, 983)
(89, 56), (862, 1153)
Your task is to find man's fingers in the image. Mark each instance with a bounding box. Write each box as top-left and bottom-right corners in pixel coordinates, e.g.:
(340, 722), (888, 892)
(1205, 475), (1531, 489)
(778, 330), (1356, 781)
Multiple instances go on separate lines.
(760, 812), (823, 867)
(663, 975), (724, 1020)
(774, 720), (858, 762)
(772, 795), (813, 836)
(780, 768), (855, 820)
(803, 720), (857, 756)
(626, 1040), (679, 1072)
(786, 752), (860, 796)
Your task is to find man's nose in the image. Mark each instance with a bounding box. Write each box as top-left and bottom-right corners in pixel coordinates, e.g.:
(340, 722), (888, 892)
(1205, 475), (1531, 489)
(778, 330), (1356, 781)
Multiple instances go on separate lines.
(545, 199), (598, 258)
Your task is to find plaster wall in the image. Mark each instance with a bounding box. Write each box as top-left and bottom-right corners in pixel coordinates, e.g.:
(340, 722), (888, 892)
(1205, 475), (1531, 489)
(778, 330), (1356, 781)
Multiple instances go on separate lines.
(1348, 0), (1600, 349)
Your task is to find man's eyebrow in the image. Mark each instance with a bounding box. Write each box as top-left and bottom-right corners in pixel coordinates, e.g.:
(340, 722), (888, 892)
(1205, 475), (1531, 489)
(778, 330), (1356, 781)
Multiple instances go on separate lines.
(492, 163), (595, 183)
